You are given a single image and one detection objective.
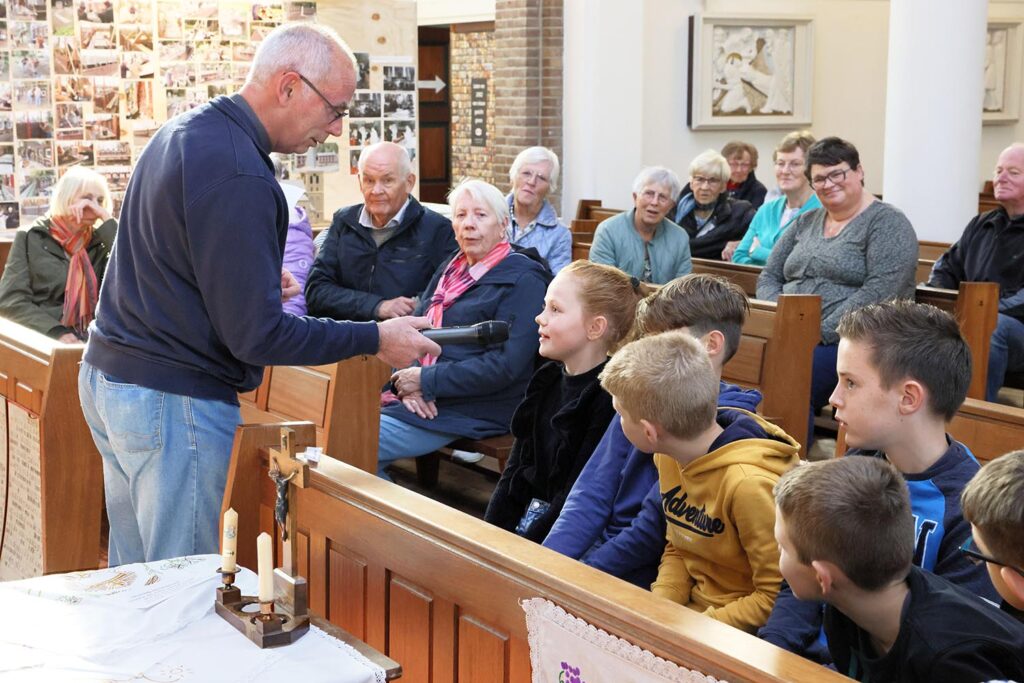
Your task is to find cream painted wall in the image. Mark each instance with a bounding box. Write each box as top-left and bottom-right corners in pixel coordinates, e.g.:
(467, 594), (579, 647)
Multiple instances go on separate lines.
(417, 0), (495, 26)
(563, 0), (1024, 233)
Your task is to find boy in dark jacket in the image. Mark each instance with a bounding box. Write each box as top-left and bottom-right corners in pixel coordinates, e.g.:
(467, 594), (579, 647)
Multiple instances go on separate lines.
(775, 456), (1024, 683)
(759, 300), (998, 662)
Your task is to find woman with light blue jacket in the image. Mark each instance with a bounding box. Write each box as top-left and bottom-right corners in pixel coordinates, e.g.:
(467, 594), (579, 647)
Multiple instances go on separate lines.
(727, 131), (820, 265)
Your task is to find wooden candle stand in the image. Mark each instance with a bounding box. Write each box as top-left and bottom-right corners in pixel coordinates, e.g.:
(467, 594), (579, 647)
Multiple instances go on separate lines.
(215, 428), (311, 648)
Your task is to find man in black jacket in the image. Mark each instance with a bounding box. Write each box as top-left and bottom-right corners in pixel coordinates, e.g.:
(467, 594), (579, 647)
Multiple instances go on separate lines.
(929, 143), (1024, 401)
(306, 141), (456, 321)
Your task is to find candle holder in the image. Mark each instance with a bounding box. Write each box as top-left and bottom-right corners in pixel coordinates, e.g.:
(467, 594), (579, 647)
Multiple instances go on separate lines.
(214, 427), (311, 648)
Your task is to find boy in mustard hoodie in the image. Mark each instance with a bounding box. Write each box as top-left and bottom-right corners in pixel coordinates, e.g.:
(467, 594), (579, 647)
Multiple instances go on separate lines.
(600, 330), (800, 633)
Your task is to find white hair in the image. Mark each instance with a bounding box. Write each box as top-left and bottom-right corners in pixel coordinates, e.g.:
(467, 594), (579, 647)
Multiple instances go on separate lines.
(509, 146), (560, 192)
(632, 166), (682, 198)
(50, 166), (111, 216)
(246, 22), (356, 87)
(448, 179), (510, 226)
(689, 149), (730, 184)
(358, 141), (413, 178)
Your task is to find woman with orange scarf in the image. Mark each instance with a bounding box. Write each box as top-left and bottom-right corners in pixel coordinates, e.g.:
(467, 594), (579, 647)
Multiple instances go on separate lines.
(0, 166), (116, 342)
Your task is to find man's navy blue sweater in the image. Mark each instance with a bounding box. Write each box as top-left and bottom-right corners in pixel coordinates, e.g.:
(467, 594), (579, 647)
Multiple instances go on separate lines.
(86, 96), (378, 402)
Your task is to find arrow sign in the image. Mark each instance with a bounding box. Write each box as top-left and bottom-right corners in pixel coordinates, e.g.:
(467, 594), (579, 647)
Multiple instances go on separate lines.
(417, 76), (447, 93)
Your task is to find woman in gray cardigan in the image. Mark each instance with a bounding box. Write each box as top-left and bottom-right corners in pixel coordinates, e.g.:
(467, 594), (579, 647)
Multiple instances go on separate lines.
(756, 137), (917, 444)
(588, 166), (692, 285)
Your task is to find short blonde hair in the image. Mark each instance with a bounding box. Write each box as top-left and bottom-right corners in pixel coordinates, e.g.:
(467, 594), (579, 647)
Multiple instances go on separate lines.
(961, 450), (1024, 569)
(447, 178), (509, 226)
(49, 166), (111, 217)
(600, 331), (718, 439)
(689, 149), (730, 184)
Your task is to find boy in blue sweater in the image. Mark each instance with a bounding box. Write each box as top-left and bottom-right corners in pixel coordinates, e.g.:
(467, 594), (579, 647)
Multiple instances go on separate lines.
(542, 274), (759, 587)
(758, 300), (998, 663)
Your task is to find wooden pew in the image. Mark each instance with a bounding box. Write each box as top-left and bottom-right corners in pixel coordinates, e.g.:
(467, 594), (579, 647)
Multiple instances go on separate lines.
(916, 282), (999, 400)
(223, 421), (847, 683)
(574, 198), (620, 223)
(918, 240), (951, 261)
(725, 295), (820, 456)
(239, 355), (392, 474)
(0, 320), (103, 579)
(691, 257), (761, 297)
(916, 258), (935, 284)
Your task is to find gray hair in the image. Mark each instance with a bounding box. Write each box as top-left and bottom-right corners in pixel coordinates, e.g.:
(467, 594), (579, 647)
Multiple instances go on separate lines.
(448, 178), (510, 227)
(509, 146), (560, 192)
(358, 141), (413, 178)
(246, 22), (356, 87)
(689, 149), (731, 184)
(632, 166), (682, 199)
(50, 165), (111, 216)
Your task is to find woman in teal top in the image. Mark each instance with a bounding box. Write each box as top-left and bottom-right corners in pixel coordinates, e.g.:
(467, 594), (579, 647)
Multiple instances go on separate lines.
(727, 131), (820, 265)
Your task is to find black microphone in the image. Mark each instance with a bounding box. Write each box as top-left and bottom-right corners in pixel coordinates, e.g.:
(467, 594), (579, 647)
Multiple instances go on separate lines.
(421, 321), (510, 346)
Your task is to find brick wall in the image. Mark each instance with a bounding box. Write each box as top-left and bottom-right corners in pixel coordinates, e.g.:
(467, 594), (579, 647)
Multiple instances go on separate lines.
(449, 1), (564, 214)
(450, 26), (497, 185)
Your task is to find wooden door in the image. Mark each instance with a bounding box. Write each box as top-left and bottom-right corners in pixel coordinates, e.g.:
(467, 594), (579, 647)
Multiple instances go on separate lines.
(417, 26), (451, 203)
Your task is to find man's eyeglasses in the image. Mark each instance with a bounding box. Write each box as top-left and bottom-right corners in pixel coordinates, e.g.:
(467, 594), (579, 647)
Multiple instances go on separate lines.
(959, 536), (1024, 577)
(297, 73), (348, 123)
(810, 167), (853, 190)
(639, 189), (673, 204)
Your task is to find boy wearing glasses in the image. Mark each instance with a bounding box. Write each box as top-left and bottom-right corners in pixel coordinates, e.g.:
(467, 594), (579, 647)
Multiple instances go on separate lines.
(962, 449), (1024, 623)
(774, 456), (1024, 682)
(759, 301), (998, 663)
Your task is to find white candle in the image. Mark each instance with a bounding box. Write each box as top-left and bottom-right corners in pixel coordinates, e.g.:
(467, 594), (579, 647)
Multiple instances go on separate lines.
(221, 508), (238, 573)
(257, 532), (273, 603)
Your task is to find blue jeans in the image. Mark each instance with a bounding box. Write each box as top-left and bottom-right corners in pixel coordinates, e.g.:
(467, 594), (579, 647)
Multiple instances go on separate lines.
(987, 313), (1024, 401)
(807, 343), (839, 446)
(78, 361), (240, 566)
(376, 413), (459, 478)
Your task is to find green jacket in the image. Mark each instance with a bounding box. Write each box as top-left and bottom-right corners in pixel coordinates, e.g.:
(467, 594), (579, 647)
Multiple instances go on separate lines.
(0, 216), (117, 338)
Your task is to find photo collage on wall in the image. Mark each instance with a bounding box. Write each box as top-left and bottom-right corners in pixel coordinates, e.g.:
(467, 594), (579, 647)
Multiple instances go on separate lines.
(0, 0), (330, 228)
(345, 57), (416, 175)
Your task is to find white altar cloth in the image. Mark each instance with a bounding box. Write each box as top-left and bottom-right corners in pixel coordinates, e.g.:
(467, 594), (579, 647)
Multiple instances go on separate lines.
(0, 555), (386, 683)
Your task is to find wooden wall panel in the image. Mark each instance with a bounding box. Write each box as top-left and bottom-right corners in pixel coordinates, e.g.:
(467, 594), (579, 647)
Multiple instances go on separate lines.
(458, 615), (510, 683)
(388, 576), (435, 682)
(329, 546), (368, 640)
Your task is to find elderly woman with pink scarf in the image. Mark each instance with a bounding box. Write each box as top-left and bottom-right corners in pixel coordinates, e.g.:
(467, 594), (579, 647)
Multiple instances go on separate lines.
(0, 166), (116, 342)
(376, 178), (550, 479)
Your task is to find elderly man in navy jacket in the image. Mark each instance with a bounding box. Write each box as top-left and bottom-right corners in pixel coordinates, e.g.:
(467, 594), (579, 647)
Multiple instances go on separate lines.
(929, 143), (1024, 401)
(306, 141), (457, 321)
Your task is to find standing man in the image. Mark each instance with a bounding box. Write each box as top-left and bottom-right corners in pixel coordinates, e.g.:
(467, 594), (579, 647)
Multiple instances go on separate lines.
(929, 143), (1024, 402)
(79, 23), (439, 566)
(306, 141), (456, 321)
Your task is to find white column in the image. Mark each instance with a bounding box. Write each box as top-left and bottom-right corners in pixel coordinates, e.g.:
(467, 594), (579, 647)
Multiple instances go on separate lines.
(562, 0), (646, 217)
(882, 0), (988, 243)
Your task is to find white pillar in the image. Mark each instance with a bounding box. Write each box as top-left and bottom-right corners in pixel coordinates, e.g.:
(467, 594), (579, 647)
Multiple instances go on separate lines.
(562, 0), (646, 217)
(882, 1), (988, 243)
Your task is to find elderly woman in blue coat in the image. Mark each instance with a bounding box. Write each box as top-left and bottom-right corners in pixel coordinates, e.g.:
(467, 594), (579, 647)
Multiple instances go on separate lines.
(378, 178), (550, 478)
(506, 146), (572, 274)
(588, 166), (691, 284)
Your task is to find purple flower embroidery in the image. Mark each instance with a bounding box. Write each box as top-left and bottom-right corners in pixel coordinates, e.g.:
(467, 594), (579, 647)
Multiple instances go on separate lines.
(559, 661), (585, 683)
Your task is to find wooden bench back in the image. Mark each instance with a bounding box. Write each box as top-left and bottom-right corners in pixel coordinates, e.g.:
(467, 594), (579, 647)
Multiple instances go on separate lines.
(0, 320), (103, 576)
(223, 421), (847, 683)
(918, 240), (952, 261)
(574, 198), (620, 223)
(239, 355), (392, 473)
(724, 295), (820, 455)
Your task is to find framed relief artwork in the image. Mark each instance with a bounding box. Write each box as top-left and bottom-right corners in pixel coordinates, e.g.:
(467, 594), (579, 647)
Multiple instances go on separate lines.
(688, 14), (813, 130)
(983, 21), (1022, 125)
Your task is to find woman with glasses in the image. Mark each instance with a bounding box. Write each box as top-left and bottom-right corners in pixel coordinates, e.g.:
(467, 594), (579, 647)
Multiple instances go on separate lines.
(756, 136), (918, 445)
(671, 149), (755, 260)
(726, 131), (820, 264)
(506, 146), (571, 274)
(588, 166), (691, 285)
